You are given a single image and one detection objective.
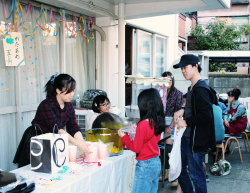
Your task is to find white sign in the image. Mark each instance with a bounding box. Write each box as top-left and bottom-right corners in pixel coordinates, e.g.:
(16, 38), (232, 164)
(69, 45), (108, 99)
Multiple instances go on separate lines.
(3, 32), (25, 66)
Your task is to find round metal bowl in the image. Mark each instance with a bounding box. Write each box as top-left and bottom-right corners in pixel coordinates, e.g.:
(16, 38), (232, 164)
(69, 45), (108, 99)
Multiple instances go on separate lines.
(85, 128), (123, 156)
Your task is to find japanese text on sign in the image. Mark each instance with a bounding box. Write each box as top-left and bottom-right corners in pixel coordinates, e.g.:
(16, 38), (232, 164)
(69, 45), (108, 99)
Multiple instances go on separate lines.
(3, 32), (25, 66)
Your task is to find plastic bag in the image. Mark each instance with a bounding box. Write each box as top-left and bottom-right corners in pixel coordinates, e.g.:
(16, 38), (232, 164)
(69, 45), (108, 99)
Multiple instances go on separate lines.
(106, 142), (114, 155)
(210, 160), (231, 176)
(168, 124), (186, 182)
(120, 124), (137, 141)
(0, 171), (36, 193)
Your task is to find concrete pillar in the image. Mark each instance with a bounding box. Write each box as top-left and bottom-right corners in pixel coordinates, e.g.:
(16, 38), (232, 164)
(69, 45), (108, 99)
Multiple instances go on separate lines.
(118, 3), (126, 116)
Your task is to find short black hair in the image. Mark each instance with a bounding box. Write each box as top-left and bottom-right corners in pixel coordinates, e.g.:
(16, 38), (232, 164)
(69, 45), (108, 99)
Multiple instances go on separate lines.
(227, 88), (241, 100)
(191, 64), (202, 73)
(92, 95), (110, 113)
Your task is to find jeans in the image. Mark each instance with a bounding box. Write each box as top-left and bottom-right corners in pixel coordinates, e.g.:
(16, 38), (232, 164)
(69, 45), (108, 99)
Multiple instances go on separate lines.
(132, 156), (161, 193)
(178, 137), (207, 193)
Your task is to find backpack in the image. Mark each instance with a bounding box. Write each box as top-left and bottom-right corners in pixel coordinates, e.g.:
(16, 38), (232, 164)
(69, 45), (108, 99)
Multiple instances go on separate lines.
(209, 160), (231, 176)
(209, 87), (225, 142)
(83, 89), (107, 100)
(212, 104), (225, 142)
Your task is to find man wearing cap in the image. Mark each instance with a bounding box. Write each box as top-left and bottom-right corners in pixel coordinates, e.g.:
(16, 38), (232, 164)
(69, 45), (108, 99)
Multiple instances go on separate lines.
(173, 54), (216, 193)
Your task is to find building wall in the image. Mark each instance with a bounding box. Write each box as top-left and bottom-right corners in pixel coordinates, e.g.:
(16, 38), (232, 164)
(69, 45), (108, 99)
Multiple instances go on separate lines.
(209, 74), (250, 97)
(191, 14), (197, 29)
(179, 14), (186, 38)
(198, 4), (250, 17)
(197, 4), (250, 31)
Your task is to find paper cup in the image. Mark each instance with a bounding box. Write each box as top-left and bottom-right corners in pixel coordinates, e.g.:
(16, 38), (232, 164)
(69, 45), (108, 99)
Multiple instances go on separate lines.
(88, 146), (98, 162)
(85, 141), (92, 146)
(99, 144), (108, 160)
(68, 145), (77, 163)
(90, 142), (99, 147)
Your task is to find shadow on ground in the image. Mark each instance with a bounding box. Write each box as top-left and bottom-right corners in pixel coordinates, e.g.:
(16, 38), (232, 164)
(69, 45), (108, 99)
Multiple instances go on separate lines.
(158, 140), (250, 193)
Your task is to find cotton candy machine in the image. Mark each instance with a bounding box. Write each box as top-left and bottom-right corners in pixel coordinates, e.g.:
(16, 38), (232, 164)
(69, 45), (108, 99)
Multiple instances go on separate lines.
(86, 113), (127, 156)
(86, 128), (123, 156)
(123, 117), (140, 124)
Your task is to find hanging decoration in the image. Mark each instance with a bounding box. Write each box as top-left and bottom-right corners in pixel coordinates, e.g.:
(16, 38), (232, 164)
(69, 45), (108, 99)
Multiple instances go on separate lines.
(0, 0), (95, 42)
(0, 0), (95, 91)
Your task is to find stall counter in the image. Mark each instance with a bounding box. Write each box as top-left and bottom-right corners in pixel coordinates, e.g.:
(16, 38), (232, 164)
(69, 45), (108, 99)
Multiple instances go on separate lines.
(11, 150), (136, 193)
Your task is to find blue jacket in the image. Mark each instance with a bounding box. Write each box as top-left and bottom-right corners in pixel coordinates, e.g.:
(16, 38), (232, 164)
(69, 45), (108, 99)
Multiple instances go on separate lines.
(218, 102), (227, 119)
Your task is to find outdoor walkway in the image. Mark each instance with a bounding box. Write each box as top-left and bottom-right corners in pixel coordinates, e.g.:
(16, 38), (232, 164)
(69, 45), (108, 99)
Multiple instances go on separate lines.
(158, 139), (250, 193)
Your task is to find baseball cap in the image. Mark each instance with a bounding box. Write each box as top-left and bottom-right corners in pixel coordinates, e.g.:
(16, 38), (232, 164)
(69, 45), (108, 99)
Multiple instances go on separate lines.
(173, 54), (201, 69)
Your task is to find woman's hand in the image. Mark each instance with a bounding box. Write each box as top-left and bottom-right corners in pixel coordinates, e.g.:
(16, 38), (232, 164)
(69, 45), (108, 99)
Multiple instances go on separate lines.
(174, 109), (184, 124)
(118, 129), (125, 138)
(80, 143), (92, 154)
(68, 131), (92, 154)
(177, 119), (187, 128)
(224, 120), (229, 127)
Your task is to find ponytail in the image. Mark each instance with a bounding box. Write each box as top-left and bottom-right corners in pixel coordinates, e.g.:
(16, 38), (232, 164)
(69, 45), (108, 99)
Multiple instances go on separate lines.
(44, 74), (76, 98)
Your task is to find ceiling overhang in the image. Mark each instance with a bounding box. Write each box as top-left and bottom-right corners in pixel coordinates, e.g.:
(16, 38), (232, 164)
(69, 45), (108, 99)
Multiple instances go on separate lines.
(33, 0), (230, 19)
(123, 0), (231, 19)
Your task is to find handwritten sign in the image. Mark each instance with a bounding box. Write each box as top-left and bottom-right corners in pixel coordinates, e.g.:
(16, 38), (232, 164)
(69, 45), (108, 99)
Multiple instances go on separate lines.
(3, 32), (25, 66)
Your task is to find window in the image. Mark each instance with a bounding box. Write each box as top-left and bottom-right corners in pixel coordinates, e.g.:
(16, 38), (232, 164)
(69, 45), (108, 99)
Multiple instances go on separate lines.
(131, 29), (167, 104)
(156, 36), (166, 77)
(133, 30), (152, 77)
(132, 29), (167, 77)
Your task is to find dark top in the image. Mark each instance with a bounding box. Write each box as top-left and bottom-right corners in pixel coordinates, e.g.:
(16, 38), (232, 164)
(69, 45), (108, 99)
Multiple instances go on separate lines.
(183, 89), (193, 137)
(184, 79), (216, 153)
(165, 88), (184, 117)
(32, 96), (81, 137)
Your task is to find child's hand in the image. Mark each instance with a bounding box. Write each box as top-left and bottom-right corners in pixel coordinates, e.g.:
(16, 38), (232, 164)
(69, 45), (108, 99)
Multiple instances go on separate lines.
(165, 127), (172, 135)
(224, 120), (229, 127)
(118, 129), (125, 137)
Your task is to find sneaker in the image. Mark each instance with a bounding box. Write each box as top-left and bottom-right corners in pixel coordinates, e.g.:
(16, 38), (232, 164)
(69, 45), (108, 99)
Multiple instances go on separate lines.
(171, 179), (178, 187)
(206, 174), (210, 182)
(159, 169), (169, 181)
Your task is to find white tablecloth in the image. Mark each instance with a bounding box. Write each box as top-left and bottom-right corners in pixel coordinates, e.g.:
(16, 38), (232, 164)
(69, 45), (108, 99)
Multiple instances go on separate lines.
(11, 150), (136, 193)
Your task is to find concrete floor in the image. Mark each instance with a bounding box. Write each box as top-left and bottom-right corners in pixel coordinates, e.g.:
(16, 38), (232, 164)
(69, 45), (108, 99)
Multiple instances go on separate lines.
(157, 139), (250, 193)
